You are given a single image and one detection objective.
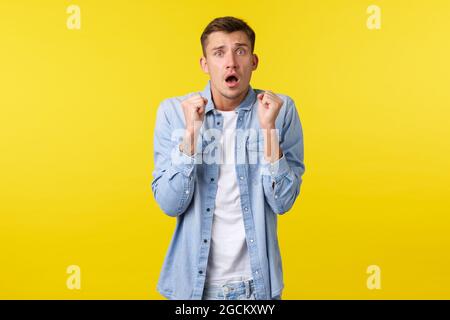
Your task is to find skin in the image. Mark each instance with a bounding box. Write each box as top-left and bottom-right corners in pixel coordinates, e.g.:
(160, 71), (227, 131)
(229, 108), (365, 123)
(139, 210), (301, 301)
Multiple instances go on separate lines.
(199, 30), (258, 111)
(180, 30), (283, 162)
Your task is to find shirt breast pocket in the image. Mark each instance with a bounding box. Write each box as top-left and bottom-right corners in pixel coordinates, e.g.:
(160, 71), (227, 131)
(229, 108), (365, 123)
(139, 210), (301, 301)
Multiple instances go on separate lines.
(246, 136), (265, 164)
(245, 136), (265, 186)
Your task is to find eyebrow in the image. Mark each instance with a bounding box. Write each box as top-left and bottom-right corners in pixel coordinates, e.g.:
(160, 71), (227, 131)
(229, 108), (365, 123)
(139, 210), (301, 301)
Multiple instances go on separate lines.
(211, 45), (226, 51)
(211, 43), (249, 51)
(234, 43), (249, 48)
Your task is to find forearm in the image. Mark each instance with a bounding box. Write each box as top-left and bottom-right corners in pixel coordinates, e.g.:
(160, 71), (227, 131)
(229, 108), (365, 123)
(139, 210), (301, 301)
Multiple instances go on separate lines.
(261, 125), (283, 163)
(179, 129), (199, 156)
(261, 156), (302, 214)
(153, 129), (199, 217)
(152, 150), (197, 217)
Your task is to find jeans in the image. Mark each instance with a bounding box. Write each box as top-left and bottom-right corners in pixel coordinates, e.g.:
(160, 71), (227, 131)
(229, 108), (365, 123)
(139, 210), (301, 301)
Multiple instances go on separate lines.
(201, 276), (282, 300)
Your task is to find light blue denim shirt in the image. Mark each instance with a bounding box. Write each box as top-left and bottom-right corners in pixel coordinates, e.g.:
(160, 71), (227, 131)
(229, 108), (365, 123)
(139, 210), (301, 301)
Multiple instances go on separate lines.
(152, 80), (305, 300)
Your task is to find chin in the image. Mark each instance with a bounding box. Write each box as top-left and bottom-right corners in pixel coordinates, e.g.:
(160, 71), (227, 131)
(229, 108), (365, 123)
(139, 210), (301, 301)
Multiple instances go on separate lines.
(222, 89), (244, 100)
(224, 85), (249, 97)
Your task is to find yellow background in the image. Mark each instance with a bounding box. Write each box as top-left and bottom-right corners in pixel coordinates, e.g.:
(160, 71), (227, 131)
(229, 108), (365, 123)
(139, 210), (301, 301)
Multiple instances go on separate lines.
(1, 0), (449, 299)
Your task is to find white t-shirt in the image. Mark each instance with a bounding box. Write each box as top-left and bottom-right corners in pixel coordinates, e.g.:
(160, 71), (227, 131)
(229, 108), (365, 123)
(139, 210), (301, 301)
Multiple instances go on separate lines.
(205, 109), (253, 285)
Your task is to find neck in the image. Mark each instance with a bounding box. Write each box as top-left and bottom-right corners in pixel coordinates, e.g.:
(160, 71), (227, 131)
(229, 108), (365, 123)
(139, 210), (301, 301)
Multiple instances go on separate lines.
(210, 84), (249, 111)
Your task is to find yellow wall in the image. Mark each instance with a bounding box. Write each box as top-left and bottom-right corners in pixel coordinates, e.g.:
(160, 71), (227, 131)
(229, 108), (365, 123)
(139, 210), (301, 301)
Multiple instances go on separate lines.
(1, 0), (449, 299)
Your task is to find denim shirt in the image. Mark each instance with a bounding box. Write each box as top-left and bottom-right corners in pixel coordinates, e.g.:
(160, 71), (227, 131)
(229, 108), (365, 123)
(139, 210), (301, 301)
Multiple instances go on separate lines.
(152, 80), (305, 300)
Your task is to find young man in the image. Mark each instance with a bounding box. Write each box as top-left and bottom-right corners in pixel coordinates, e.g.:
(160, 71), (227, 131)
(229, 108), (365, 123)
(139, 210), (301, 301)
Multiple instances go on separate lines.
(152, 16), (305, 300)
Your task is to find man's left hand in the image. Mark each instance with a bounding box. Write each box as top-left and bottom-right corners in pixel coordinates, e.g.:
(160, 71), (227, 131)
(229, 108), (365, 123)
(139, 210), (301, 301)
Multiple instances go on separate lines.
(257, 91), (283, 129)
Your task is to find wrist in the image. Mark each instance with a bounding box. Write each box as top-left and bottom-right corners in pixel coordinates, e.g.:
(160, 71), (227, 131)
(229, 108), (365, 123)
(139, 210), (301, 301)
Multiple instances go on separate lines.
(185, 127), (196, 136)
(180, 132), (196, 156)
(179, 143), (195, 156)
(260, 122), (276, 130)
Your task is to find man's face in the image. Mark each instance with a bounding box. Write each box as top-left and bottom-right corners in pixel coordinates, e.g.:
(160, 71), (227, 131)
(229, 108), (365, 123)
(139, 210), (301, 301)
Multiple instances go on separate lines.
(200, 31), (258, 100)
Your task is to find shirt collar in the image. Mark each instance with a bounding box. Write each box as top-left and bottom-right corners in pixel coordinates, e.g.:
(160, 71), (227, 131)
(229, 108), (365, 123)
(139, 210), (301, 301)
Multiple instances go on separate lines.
(201, 80), (256, 114)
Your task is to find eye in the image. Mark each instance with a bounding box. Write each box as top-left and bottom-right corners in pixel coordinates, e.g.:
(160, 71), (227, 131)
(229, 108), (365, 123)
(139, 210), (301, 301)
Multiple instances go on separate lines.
(236, 48), (246, 55)
(214, 50), (223, 57)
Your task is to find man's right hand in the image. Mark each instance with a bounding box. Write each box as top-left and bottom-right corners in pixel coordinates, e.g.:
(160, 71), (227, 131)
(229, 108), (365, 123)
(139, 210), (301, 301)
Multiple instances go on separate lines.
(179, 93), (208, 156)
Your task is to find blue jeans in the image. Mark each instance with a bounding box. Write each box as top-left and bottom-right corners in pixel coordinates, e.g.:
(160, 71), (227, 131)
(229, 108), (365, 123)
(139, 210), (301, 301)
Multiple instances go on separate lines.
(202, 277), (282, 300)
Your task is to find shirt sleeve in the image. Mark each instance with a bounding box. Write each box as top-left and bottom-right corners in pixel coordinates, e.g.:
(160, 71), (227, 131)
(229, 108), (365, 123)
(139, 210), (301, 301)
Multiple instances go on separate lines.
(260, 96), (306, 215)
(151, 101), (197, 217)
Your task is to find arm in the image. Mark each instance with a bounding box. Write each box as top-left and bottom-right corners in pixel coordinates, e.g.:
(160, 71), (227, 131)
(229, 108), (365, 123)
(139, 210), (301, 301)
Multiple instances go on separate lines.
(151, 102), (197, 217)
(260, 96), (305, 215)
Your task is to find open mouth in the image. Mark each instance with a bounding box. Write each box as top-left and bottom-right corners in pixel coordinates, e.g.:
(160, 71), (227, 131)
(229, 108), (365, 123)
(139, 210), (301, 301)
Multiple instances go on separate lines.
(225, 75), (240, 88)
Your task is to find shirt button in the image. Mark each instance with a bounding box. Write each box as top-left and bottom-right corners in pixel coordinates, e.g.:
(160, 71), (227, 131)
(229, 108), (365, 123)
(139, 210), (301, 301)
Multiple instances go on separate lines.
(240, 176), (244, 180)
(275, 195), (278, 199)
(217, 122), (221, 125)
(206, 208), (210, 212)
(210, 178), (215, 182)
(199, 270), (203, 275)
(244, 207), (248, 211)
(203, 239), (208, 243)
(250, 239), (254, 243)
(185, 190), (189, 194)
(255, 270), (259, 275)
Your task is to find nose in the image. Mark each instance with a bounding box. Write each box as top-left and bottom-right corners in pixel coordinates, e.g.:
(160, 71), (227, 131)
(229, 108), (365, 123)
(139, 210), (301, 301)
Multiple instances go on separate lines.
(225, 51), (238, 70)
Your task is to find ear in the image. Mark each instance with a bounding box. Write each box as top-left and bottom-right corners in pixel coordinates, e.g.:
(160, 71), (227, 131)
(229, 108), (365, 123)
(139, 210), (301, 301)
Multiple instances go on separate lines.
(251, 53), (259, 71)
(200, 56), (209, 74)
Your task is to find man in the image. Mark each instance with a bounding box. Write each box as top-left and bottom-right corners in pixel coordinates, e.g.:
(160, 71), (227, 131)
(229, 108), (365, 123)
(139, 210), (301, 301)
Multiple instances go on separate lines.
(152, 16), (305, 300)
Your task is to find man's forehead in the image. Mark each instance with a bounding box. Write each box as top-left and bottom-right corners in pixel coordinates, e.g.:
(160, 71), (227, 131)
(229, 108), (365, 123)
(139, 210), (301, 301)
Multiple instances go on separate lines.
(206, 31), (250, 49)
